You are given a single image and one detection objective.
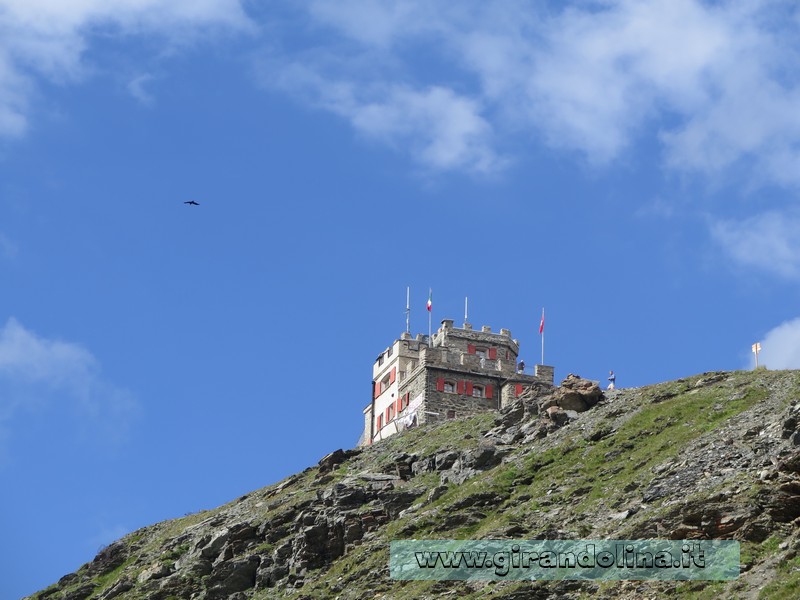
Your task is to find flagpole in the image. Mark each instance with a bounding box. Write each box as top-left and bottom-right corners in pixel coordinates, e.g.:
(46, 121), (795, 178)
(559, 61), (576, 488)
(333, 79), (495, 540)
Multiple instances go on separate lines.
(427, 288), (432, 342)
(464, 296), (468, 325)
(406, 286), (410, 334)
(540, 307), (545, 365)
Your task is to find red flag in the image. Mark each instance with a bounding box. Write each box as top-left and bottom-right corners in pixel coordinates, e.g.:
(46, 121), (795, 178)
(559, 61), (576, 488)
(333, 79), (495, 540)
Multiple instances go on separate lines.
(539, 308), (544, 334)
(427, 289), (432, 312)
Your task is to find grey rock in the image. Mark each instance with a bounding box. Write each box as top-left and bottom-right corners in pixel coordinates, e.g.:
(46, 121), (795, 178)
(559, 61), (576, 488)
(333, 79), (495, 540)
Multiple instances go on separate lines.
(63, 584), (97, 600)
(434, 450), (460, 471)
(205, 556), (260, 599)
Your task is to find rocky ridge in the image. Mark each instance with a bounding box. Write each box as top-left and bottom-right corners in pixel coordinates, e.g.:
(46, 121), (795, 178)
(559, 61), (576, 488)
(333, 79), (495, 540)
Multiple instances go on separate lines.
(27, 369), (800, 599)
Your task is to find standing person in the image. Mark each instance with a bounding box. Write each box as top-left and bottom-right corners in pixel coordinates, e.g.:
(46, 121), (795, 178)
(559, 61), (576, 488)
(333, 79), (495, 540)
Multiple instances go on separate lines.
(607, 370), (616, 390)
(517, 359), (525, 374)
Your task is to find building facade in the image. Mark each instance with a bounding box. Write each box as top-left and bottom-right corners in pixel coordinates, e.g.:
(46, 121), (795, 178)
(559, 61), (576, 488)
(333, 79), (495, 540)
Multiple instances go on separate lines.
(361, 319), (554, 445)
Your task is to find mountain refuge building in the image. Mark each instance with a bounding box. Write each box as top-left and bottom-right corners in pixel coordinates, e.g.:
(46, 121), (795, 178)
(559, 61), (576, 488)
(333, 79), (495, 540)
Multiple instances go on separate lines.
(360, 319), (555, 446)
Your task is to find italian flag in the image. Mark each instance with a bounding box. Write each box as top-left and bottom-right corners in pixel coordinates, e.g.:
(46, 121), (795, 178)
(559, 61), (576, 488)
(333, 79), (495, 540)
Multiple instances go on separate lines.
(539, 308), (545, 334)
(427, 289), (432, 312)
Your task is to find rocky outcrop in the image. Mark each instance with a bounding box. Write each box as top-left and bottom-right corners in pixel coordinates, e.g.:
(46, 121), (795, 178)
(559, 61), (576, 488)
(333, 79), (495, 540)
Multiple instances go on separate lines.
(27, 369), (800, 600)
(485, 374), (604, 444)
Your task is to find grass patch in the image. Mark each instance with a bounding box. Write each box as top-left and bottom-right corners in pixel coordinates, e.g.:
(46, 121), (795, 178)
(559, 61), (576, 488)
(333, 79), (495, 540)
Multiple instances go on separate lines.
(93, 556), (137, 593)
(760, 559), (800, 599)
(526, 380), (767, 514)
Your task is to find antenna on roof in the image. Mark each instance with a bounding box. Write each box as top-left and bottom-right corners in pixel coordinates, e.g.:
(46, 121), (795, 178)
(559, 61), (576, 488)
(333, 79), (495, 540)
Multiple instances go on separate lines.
(405, 286), (410, 334)
(464, 296), (468, 325)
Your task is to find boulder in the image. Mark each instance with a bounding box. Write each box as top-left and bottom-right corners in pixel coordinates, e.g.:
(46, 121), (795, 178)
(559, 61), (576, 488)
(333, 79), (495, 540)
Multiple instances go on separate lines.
(551, 374), (604, 412)
(317, 448), (361, 473)
(461, 444), (503, 470)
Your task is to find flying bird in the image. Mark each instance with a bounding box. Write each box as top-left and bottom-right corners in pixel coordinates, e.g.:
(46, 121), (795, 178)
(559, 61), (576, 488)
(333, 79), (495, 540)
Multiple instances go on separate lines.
(184, 200), (199, 206)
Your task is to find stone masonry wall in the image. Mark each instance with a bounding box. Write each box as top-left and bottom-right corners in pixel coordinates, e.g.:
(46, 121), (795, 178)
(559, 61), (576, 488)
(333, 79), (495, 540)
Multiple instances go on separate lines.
(422, 367), (500, 424)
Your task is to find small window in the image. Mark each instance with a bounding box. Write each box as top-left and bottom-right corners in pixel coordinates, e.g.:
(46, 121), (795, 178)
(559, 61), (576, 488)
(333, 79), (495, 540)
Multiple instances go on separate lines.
(447, 409), (456, 419)
(475, 348), (486, 359)
(472, 385), (484, 398)
(387, 346), (393, 357)
(444, 381), (455, 393)
(377, 354), (384, 366)
(380, 374), (391, 393)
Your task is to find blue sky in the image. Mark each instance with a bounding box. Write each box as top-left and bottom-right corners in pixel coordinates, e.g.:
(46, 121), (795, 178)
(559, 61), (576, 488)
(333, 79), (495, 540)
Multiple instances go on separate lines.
(3, 1), (800, 596)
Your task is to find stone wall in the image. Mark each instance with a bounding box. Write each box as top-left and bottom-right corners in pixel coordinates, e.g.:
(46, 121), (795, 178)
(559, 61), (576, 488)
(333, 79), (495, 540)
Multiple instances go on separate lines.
(421, 367), (501, 424)
(535, 364), (555, 384)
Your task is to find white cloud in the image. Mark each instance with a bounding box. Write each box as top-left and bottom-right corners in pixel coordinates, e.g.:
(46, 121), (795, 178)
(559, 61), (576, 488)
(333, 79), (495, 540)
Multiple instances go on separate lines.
(711, 210), (800, 280)
(6, 0), (800, 184)
(526, 0), (735, 164)
(265, 60), (503, 173)
(127, 72), (156, 106)
(272, 1), (800, 182)
(757, 317), (800, 370)
(0, 0), (252, 136)
(0, 318), (139, 451)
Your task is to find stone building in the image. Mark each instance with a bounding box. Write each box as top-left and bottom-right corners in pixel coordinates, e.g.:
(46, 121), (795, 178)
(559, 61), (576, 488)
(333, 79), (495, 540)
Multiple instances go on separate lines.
(360, 319), (554, 445)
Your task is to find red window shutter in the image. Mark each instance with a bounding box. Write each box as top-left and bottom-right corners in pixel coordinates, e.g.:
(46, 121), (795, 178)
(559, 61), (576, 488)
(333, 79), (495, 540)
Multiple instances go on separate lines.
(457, 380), (465, 394)
(515, 383), (523, 397)
(377, 414), (383, 429)
(485, 384), (493, 398)
(386, 407), (391, 422)
(466, 381), (473, 396)
(390, 367), (396, 384)
(436, 377), (445, 392)
(373, 382), (379, 399)
(396, 397), (402, 413)
(488, 348), (497, 360)
(506, 350), (510, 360)
(404, 393), (410, 408)
(467, 344), (476, 354)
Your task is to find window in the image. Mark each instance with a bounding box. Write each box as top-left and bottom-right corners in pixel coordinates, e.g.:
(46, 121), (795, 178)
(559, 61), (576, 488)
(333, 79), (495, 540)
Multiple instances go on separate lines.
(377, 354), (384, 366)
(476, 348), (486, 359)
(447, 409), (456, 419)
(444, 381), (455, 393)
(387, 346), (393, 357)
(472, 385), (484, 398)
(380, 374), (391, 394)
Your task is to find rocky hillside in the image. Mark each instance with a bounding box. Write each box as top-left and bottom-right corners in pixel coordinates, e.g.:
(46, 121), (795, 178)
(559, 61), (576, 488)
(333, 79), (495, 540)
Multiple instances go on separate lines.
(27, 369), (800, 599)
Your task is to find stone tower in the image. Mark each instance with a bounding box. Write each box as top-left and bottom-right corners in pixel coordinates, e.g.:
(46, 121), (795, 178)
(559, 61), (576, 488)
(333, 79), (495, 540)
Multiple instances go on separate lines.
(360, 319), (555, 445)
